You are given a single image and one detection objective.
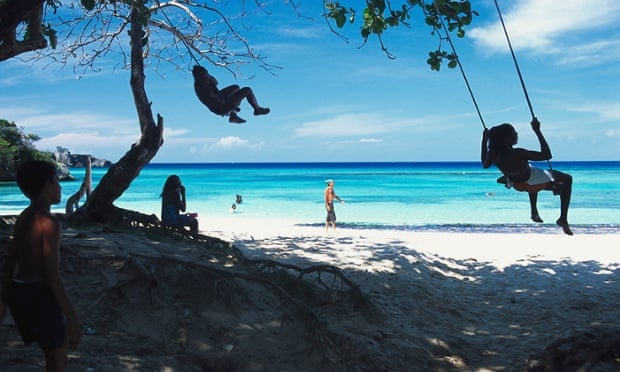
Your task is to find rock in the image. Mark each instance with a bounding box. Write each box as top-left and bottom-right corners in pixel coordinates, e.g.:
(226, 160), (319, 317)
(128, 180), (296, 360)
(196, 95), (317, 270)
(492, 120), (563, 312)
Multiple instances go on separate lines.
(527, 328), (620, 371)
(57, 162), (75, 181)
(54, 147), (112, 168)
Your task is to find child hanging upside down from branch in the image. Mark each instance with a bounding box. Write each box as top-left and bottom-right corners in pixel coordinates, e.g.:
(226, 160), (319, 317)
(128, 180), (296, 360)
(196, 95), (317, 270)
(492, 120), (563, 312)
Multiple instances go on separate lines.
(481, 117), (574, 235)
(192, 65), (270, 124)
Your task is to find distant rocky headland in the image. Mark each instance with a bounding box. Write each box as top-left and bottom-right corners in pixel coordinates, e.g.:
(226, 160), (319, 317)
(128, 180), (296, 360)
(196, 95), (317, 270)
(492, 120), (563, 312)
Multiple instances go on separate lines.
(54, 147), (112, 168)
(54, 147), (112, 181)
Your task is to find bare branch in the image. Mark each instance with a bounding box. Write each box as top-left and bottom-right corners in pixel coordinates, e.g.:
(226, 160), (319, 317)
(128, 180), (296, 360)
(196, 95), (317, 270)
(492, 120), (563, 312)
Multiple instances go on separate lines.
(152, 0), (202, 39)
(17, 0), (289, 76)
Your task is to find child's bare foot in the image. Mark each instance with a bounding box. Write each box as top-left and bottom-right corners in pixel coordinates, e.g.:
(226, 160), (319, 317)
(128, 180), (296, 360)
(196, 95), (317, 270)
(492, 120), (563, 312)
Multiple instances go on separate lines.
(254, 107), (270, 116)
(531, 214), (543, 223)
(556, 219), (573, 235)
(229, 112), (246, 124)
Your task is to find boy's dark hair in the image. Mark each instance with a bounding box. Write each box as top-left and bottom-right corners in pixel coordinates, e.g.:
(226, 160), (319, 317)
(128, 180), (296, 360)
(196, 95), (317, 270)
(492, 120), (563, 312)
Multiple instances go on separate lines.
(16, 160), (58, 199)
(192, 65), (207, 78)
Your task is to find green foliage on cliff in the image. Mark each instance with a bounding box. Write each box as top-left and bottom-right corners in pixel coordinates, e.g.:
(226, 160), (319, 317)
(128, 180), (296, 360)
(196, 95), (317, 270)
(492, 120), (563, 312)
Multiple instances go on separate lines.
(0, 118), (54, 181)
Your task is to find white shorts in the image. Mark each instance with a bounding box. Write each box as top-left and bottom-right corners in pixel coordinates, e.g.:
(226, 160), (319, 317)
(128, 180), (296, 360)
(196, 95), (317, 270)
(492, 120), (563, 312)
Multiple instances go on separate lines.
(506, 166), (554, 188)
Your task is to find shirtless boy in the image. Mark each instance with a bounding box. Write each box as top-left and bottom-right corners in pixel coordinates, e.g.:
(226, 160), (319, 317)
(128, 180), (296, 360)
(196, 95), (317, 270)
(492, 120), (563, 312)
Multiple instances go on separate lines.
(0, 160), (81, 371)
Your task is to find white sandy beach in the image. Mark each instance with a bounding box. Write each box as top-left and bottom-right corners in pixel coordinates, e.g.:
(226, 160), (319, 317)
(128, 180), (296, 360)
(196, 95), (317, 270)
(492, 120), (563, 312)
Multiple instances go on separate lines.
(203, 216), (620, 270)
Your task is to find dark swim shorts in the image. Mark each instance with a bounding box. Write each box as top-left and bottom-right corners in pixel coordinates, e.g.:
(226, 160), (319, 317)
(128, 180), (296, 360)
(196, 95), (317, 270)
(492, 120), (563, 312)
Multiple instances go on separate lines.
(6, 281), (66, 351)
(326, 203), (336, 222)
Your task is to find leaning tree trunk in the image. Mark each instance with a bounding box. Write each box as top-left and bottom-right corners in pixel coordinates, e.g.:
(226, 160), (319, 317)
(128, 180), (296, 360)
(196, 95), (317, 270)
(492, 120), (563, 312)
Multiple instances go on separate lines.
(78, 5), (163, 222)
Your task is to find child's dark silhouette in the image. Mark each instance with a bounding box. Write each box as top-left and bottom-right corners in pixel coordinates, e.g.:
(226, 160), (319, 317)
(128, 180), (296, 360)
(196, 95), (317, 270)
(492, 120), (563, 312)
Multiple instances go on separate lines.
(192, 65), (269, 124)
(482, 118), (573, 235)
(0, 160), (82, 370)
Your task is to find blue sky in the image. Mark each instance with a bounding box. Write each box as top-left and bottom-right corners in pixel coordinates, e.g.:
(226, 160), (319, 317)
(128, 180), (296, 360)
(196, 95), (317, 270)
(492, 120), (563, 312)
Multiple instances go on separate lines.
(1, 0), (618, 163)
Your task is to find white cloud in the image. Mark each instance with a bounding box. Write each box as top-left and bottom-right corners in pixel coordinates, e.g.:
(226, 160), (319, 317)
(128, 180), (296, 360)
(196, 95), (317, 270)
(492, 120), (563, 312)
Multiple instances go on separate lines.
(292, 111), (469, 139)
(1, 105), (136, 134)
(555, 39), (620, 66)
(0, 104), (46, 119)
(469, 0), (620, 63)
(348, 64), (427, 81)
(163, 127), (189, 137)
(1, 104), (141, 159)
(214, 136), (249, 148)
(278, 26), (324, 39)
(360, 138), (382, 143)
(565, 101), (620, 121)
(37, 131), (135, 148)
(0, 75), (22, 87)
(293, 113), (411, 138)
(186, 136), (265, 155)
(34, 131), (135, 161)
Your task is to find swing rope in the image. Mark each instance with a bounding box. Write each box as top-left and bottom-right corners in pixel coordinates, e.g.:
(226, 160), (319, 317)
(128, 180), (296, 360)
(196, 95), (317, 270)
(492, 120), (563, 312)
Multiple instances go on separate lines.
(493, 0), (552, 169)
(432, 2), (487, 130)
(156, 0), (201, 66)
(493, 0), (535, 119)
(433, 1), (553, 171)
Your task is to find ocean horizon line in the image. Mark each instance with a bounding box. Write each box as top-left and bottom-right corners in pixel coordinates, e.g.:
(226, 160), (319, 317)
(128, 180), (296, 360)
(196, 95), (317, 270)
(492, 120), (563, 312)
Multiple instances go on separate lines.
(135, 160), (620, 167)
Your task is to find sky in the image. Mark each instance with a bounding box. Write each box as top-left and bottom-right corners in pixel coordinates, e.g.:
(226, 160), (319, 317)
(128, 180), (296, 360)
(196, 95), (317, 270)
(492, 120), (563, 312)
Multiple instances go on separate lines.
(1, 0), (619, 163)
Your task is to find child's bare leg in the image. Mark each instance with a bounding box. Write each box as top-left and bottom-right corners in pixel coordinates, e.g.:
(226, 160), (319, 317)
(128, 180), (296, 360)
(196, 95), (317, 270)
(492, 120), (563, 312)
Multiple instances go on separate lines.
(228, 112), (246, 124)
(551, 171), (573, 235)
(556, 219), (573, 235)
(45, 347), (67, 372)
(528, 192), (543, 223)
(228, 87), (269, 115)
(220, 85), (240, 97)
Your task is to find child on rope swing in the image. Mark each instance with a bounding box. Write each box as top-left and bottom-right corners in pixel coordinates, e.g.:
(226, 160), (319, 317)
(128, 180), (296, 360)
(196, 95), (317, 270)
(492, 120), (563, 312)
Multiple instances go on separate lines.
(481, 117), (574, 235)
(192, 65), (270, 124)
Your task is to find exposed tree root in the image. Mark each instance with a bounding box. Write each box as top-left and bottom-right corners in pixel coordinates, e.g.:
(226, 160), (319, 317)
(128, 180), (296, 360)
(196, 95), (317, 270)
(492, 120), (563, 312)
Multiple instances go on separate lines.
(59, 207), (385, 366)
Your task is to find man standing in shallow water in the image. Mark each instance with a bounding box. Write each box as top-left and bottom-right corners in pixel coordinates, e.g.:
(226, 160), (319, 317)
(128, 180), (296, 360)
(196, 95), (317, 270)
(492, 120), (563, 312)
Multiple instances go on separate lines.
(324, 179), (344, 233)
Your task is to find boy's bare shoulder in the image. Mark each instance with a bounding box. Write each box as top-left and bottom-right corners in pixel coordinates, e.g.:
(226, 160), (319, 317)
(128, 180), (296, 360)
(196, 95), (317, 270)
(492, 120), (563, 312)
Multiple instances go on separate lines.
(13, 209), (60, 239)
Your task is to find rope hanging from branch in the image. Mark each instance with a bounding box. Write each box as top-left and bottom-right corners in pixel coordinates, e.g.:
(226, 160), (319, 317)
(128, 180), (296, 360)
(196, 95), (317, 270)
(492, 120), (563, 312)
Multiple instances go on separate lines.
(493, 0), (535, 119)
(434, 1), (552, 169)
(433, 2), (487, 130)
(493, 0), (552, 169)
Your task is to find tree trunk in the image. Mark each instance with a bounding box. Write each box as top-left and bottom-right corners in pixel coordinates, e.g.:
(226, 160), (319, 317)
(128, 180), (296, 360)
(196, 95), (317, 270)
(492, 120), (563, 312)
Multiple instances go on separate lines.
(78, 5), (163, 222)
(0, 0), (47, 61)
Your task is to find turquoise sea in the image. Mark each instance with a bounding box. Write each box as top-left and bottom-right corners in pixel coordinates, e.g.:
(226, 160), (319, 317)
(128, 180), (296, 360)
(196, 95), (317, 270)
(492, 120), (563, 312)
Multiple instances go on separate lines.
(1, 162), (619, 234)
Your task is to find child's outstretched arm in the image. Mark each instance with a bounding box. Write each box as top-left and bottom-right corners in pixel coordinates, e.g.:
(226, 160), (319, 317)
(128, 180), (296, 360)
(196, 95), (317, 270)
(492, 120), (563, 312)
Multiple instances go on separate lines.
(481, 129), (494, 168)
(531, 117), (552, 160)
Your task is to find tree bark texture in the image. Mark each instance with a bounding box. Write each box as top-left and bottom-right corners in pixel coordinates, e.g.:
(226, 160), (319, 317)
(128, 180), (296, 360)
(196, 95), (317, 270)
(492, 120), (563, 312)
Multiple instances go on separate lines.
(0, 0), (47, 61)
(80, 5), (163, 222)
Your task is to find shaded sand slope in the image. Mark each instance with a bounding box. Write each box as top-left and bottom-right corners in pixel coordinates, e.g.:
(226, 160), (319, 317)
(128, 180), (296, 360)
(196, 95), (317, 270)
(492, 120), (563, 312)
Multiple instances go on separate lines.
(1, 217), (619, 371)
